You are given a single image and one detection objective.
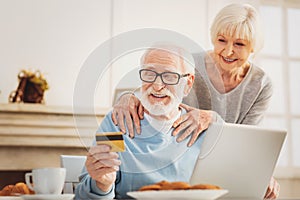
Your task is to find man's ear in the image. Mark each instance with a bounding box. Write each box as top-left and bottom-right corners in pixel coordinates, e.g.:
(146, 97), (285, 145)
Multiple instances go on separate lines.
(184, 74), (195, 96)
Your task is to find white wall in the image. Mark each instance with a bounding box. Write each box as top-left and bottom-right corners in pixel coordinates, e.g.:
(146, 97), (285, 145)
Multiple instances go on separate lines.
(0, 0), (111, 107)
(0, 0), (259, 108)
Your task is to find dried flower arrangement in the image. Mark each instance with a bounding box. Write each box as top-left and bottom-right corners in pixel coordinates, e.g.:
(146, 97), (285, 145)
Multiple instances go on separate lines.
(9, 69), (49, 104)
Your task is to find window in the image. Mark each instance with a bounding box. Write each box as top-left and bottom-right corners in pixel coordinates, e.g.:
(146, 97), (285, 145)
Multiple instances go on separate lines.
(258, 0), (300, 178)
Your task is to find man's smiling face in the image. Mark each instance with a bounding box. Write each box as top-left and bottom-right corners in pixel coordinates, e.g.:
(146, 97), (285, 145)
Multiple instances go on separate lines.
(140, 49), (188, 116)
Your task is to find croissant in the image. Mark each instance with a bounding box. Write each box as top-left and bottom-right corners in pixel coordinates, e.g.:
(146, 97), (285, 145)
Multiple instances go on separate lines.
(138, 180), (221, 191)
(0, 185), (14, 196)
(0, 182), (34, 196)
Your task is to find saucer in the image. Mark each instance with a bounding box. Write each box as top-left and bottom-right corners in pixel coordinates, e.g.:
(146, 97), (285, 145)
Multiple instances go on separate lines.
(21, 194), (74, 200)
(0, 197), (22, 200)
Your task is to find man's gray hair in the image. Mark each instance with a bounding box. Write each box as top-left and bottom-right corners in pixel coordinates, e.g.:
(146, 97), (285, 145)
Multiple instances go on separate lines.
(140, 43), (195, 74)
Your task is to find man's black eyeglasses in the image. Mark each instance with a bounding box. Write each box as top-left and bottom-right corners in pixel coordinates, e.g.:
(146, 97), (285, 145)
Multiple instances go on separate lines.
(139, 69), (189, 85)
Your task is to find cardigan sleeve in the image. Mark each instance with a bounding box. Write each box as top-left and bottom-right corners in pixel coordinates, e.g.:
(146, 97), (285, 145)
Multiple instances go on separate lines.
(240, 75), (273, 125)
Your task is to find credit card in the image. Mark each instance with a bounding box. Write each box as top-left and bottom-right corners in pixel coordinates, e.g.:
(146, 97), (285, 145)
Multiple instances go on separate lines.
(96, 132), (125, 152)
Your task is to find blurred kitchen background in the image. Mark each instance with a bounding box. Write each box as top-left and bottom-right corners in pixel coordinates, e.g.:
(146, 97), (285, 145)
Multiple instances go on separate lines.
(0, 0), (299, 198)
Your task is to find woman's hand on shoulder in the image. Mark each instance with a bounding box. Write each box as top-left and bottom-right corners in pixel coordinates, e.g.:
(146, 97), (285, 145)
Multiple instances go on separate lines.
(111, 93), (144, 138)
(173, 104), (215, 147)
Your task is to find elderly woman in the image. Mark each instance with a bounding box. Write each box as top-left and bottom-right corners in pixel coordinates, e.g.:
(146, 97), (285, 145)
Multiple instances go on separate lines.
(111, 3), (278, 199)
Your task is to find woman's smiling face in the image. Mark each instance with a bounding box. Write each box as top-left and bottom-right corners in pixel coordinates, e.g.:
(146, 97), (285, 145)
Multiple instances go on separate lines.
(212, 34), (253, 71)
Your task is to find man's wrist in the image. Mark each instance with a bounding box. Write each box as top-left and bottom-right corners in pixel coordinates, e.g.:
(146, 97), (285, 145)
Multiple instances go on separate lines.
(90, 179), (114, 197)
(96, 180), (113, 192)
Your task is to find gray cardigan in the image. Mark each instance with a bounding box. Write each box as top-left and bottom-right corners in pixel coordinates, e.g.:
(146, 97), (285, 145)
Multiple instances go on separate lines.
(183, 54), (273, 125)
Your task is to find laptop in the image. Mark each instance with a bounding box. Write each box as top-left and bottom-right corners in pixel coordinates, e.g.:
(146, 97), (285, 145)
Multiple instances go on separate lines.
(189, 122), (287, 199)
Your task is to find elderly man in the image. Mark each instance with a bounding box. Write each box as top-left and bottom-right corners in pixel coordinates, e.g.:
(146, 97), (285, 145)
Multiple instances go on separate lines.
(75, 46), (220, 199)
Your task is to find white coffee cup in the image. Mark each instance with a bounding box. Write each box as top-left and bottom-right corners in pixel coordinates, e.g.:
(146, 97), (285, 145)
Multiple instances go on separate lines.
(25, 167), (66, 194)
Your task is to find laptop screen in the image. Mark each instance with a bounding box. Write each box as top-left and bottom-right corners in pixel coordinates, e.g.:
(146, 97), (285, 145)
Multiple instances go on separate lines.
(189, 122), (287, 199)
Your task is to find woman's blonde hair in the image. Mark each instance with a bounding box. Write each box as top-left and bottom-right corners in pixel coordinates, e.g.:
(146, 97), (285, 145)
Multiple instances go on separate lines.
(210, 3), (264, 53)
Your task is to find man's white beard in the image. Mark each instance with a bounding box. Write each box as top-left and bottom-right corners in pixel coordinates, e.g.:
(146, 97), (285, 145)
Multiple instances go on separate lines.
(140, 81), (186, 116)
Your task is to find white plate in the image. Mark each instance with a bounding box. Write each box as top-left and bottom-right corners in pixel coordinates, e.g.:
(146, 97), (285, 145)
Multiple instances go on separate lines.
(20, 194), (74, 200)
(0, 197), (22, 200)
(127, 189), (228, 200)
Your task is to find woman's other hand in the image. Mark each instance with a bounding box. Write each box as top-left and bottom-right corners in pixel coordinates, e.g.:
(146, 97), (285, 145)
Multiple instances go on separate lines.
(173, 103), (215, 147)
(111, 93), (144, 138)
(264, 177), (280, 199)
